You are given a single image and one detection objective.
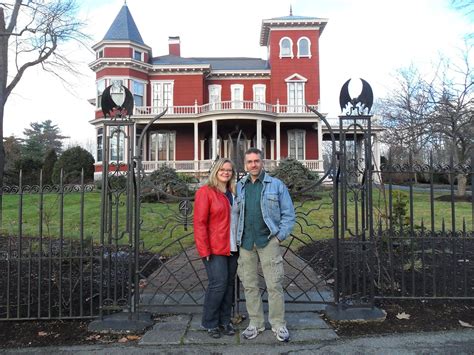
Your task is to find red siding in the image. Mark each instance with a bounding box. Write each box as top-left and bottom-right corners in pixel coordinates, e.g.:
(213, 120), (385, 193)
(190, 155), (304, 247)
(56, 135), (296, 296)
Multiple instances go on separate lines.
(97, 68), (148, 81)
(205, 79), (271, 103)
(104, 47), (133, 58)
(149, 74), (205, 106)
(175, 125), (194, 160)
(268, 29), (321, 106)
(306, 129), (318, 159)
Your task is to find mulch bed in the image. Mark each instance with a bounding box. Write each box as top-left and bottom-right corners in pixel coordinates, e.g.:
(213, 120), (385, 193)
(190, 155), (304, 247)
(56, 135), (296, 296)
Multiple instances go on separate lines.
(0, 236), (473, 348)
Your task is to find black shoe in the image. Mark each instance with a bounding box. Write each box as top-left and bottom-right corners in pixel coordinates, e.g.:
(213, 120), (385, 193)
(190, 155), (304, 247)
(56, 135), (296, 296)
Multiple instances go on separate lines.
(207, 327), (221, 338)
(219, 323), (236, 336)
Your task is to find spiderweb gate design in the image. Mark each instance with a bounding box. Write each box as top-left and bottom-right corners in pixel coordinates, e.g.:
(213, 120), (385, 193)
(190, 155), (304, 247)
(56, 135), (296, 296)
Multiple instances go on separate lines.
(135, 110), (340, 313)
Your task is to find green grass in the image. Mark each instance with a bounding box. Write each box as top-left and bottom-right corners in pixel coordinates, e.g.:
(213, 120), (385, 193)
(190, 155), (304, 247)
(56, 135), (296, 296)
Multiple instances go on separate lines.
(0, 187), (471, 256)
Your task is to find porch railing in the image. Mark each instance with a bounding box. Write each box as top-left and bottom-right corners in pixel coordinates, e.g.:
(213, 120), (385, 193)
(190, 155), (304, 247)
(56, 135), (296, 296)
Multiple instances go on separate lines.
(133, 101), (319, 116)
(140, 159), (324, 173)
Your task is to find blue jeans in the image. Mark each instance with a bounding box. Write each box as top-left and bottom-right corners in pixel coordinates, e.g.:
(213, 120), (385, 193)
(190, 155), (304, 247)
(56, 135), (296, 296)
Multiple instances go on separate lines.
(201, 253), (238, 329)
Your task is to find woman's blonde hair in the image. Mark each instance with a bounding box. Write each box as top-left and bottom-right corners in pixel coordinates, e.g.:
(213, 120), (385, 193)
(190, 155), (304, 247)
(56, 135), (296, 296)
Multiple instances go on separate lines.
(207, 158), (236, 194)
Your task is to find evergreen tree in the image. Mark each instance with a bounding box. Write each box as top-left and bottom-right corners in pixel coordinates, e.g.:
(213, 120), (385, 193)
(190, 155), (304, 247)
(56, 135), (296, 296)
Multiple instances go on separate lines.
(52, 146), (94, 184)
(42, 149), (58, 185)
(22, 120), (68, 161)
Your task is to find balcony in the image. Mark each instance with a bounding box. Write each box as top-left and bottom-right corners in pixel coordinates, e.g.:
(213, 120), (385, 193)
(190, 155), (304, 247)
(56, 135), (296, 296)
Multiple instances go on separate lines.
(140, 159), (323, 174)
(133, 101), (319, 117)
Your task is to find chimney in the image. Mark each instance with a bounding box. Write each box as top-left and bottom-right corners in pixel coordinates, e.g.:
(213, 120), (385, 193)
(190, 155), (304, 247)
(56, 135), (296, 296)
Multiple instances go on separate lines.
(168, 36), (181, 56)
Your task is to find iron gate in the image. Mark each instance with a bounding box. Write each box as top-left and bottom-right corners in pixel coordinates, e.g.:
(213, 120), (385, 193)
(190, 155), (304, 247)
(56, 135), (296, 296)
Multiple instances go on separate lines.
(1, 97), (472, 321)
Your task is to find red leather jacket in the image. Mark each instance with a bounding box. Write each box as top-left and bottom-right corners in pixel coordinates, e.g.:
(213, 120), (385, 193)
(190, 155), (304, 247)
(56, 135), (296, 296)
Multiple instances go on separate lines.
(193, 185), (231, 258)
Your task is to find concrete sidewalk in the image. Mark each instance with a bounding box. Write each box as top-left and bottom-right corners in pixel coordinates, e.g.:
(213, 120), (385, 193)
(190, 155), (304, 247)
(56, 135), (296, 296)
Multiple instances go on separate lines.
(3, 310), (474, 354)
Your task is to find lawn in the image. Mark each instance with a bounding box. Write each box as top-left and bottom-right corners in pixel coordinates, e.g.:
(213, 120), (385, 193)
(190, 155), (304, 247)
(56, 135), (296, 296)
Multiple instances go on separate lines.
(0, 186), (471, 256)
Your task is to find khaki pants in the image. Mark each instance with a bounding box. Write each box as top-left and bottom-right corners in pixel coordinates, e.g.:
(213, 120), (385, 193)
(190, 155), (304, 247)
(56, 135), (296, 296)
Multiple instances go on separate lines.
(237, 237), (286, 329)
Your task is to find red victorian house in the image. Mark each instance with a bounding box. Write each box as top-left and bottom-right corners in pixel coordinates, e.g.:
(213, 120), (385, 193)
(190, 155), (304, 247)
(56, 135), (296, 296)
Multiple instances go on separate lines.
(89, 4), (329, 178)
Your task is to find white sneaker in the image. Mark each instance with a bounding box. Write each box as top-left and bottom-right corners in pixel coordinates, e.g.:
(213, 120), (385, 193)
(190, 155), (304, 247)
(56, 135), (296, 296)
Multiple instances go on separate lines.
(272, 326), (290, 342)
(242, 325), (265, 340)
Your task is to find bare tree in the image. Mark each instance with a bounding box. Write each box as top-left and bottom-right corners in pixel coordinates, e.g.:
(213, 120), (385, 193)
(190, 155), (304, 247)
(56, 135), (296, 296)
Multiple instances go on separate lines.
(378, 66), (435, 165)
(0, 0), (88, 187)
(378, 45), (473, 195)
(427, 46), (473, 195)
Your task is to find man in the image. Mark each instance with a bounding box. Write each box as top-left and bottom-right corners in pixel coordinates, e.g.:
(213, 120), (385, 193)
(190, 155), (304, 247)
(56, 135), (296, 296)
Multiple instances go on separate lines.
(235, 148), (295, 342)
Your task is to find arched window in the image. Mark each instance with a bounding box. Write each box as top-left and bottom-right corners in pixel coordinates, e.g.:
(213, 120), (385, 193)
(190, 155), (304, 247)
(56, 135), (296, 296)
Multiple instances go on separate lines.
(297, 37), (311, 58)
(110, 128), (126, 162)
(279, 37), (293, 58)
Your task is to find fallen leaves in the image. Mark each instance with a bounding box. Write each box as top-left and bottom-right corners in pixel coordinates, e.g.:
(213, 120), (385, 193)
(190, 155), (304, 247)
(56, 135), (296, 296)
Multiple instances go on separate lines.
(116, 335), (142, 343)
(396, 312), (411, 320)
(458, 320), (473, 328)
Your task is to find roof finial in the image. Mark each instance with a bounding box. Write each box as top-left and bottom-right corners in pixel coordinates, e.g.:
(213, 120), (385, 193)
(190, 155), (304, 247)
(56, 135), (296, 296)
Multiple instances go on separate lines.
(290, 4), (293, 16)
(124, 0), (127, 4)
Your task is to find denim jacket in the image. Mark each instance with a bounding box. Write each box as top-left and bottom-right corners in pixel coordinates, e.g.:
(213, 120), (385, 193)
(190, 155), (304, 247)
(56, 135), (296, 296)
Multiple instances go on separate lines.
(234, 172), (295, 246)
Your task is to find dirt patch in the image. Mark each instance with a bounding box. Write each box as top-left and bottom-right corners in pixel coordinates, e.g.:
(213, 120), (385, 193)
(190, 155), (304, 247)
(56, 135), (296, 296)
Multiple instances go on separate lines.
(0, 319), (141, 349)
(325, 299), (474, 336)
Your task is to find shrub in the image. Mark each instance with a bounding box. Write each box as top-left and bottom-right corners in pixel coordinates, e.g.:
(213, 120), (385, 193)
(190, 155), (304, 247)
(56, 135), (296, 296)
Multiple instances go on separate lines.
(270, 158), (319, 195)
(52, 146), (95, 184)
(12, 156), (43, 186)
(143, 165), (194, 201)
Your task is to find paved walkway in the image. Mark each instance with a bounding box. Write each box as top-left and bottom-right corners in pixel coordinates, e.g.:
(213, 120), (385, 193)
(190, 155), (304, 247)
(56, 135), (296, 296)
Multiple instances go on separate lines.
(140, 310), (337, 346)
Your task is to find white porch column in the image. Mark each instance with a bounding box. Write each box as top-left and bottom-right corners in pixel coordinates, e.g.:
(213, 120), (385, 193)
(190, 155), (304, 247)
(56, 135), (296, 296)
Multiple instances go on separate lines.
(317, 120), (323, 170)
(212, 119), (218, 160)
(194, 121), (199, 171)
(256, 119), (262, 150)
(200, 140), (205, 161)
(276, 121), (281, 161)
(270, 139), (275, 160)
(223, 139), (228, 158)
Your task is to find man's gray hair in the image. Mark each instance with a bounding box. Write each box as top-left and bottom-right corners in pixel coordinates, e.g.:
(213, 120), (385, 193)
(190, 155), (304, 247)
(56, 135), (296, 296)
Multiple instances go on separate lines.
(244, 147), (263, 160)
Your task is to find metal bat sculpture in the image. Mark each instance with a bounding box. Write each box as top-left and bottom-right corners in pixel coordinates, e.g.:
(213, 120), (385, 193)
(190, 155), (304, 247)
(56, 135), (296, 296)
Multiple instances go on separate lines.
(101, 84), (135, 119)
(339, 78), (373, 115)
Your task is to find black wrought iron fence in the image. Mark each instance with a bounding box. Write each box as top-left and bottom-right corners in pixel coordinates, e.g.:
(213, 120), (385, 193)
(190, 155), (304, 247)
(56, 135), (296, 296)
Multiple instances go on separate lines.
(336, 154), (473, 303)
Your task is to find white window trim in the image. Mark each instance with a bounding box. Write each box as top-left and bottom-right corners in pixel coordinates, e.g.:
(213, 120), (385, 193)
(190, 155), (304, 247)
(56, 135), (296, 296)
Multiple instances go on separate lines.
(151, 80), (174, 112)
(285, 73), (307, 112)
(287, 129), (306, 160)
(208, 84), (222, 110)
(96, 128), (103, 162)
(132, 79), (147, 108)
(231, 84), (244, 108)
(279, 37), (294, 59)
(133, 49), (143, 61)
(149, 130), (176, 161)
(297, 37), (312, 58)
(109, 126), (128, 163)
(96, 79), (106, 109)
(253, 84), (266, 110)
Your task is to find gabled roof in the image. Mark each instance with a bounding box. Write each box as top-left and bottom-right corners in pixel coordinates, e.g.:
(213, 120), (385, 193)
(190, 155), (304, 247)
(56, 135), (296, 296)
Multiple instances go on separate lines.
(103, 5), (145, 45)
(152, 56), (269, 70)
(260, 14), (328, 46)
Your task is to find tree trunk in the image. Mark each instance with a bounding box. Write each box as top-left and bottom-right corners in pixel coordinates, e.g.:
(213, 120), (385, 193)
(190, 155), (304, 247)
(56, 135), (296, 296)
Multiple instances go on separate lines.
(457, 173), (467, 197)
(0, 7), (7, 189)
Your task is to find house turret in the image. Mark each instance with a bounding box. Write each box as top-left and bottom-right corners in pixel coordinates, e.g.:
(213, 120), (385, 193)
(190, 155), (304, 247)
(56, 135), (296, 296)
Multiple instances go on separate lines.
(260, 13), (328, 106)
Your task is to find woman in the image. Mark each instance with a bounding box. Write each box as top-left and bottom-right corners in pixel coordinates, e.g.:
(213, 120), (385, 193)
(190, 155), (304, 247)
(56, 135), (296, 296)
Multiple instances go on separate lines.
(193, 158), (238, 338)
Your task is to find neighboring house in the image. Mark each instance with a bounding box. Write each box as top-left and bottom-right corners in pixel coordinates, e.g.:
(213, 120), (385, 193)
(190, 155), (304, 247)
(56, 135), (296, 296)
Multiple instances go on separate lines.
(89, 4), (381, 179)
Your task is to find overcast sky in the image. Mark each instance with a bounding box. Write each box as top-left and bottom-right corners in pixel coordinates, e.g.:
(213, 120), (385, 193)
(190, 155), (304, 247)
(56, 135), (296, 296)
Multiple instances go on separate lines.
(4, 0), (473, 148)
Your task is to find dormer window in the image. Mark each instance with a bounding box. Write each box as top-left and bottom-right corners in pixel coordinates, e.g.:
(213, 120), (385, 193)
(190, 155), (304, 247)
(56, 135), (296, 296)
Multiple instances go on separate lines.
(297, 37), (311, 58)
(134, 50), (143, 61)
(279, 37), (293, 58)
